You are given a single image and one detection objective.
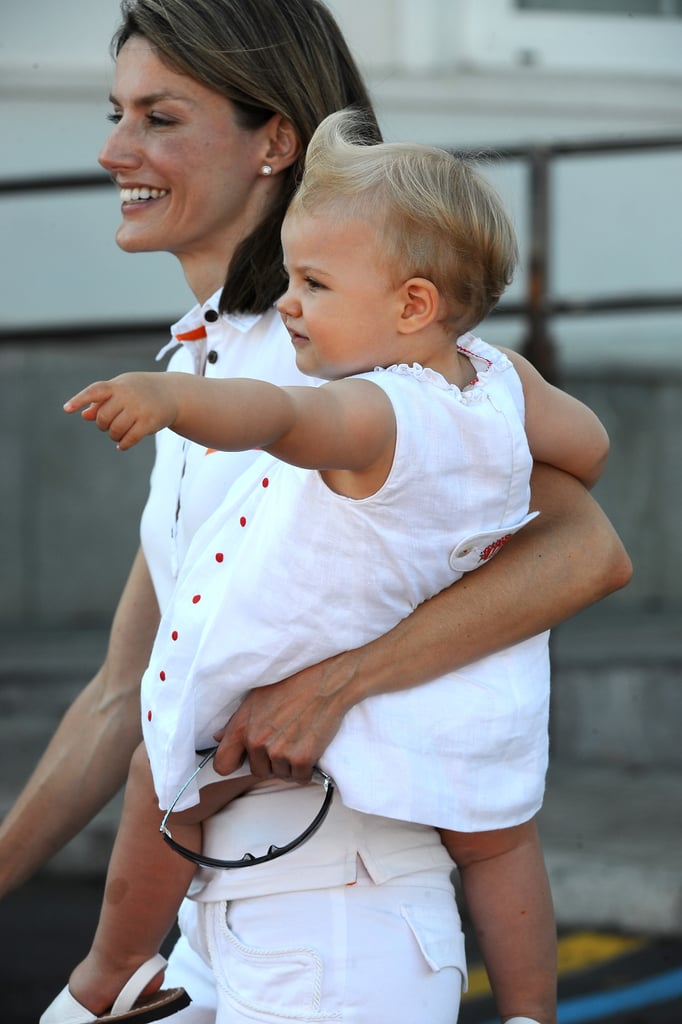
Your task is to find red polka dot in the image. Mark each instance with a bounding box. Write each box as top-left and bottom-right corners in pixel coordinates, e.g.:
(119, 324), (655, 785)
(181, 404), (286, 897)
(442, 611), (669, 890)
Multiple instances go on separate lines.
(147, 710), (152, 722)
(171, 630), (178, 641)
(159, 670), (166, 682)
(192, 594), (202, 604)
(215, 552), (224, 563)
(262, 477), (269, 488)
(239, 516), (247, 527)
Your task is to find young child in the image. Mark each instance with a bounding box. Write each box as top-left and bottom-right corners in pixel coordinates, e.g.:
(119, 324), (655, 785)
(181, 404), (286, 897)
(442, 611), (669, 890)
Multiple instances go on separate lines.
(48, 110), (608, 1024)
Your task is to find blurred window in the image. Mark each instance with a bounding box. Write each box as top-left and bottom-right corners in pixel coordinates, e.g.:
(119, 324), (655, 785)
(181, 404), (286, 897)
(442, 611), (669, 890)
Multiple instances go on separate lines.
(516, 0), (682, 13)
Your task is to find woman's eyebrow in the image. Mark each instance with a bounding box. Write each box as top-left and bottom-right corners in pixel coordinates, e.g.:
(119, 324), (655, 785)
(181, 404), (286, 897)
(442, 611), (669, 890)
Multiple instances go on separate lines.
(108, 90), (195, 107)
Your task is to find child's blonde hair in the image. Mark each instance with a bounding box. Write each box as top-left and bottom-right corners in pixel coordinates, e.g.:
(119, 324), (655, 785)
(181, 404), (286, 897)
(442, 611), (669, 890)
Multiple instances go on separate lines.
(289, 110), (518, 333)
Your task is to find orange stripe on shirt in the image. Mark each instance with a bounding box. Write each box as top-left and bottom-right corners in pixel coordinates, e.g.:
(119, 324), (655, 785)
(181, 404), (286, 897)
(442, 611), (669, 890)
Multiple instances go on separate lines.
(175, 325), (208, 343)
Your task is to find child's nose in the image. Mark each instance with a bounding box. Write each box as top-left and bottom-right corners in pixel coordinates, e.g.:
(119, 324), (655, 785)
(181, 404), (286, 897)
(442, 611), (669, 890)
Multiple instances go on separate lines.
(276, 288), (300, 317)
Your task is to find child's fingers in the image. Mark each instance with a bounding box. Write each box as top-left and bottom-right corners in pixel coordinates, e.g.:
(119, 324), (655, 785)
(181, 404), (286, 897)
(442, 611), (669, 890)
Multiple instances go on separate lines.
(79, 403), (101, 422)
(64, 374), (159, 449)
(115, 425), (143, 451)
(64, 381), (112, 415)
(105, 408), (143, 450)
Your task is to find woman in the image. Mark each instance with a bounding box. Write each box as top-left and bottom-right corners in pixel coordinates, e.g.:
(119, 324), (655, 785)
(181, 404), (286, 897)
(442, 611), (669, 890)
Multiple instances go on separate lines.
(0, 2), (631, 1022)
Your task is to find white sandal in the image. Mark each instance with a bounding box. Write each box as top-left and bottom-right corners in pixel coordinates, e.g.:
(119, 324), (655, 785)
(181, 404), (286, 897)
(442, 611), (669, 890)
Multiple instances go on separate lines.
(39, 953), (190, 1023)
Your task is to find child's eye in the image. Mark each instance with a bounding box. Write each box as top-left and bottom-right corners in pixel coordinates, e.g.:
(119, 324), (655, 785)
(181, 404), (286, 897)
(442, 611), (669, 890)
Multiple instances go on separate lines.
(304, 276), (323, 291)
(106, 112), (122, 125)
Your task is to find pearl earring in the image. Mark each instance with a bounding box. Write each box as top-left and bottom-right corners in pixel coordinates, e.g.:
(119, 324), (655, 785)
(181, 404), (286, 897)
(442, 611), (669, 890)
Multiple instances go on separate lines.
(260, 164), (273, 176)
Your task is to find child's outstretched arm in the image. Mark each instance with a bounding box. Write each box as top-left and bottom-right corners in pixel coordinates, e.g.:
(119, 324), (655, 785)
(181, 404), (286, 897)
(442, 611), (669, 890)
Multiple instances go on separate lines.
(502, 349), (609, 488)
(65, 372), (395, 491)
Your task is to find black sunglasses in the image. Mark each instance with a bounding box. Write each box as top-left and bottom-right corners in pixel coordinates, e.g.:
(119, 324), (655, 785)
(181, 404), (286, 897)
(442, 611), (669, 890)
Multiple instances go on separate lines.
(160, 746), (335, 869)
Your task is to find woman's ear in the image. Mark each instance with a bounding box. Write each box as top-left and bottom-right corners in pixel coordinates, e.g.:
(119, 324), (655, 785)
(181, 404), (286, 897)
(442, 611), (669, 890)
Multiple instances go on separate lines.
(397, 278), (441, 334)
(264, 115), (302, 173)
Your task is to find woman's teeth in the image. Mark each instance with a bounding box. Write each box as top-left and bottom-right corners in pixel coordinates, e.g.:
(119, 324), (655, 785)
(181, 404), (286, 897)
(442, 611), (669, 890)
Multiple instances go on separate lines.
(120, 187), (169, 202)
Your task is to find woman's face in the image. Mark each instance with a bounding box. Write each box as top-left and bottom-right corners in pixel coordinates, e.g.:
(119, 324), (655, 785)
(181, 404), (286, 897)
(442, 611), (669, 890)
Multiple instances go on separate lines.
(99, 36), (275, 300)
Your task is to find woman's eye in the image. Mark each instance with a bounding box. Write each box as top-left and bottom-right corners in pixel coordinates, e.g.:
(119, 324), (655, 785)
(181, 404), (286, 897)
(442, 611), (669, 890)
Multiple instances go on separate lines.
(147, 114), (175, 128)
(105, 111), (174, 128)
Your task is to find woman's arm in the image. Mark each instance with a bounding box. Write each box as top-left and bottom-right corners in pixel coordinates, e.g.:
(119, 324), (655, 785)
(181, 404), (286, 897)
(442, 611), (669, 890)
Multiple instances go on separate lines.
(0, 548), (160, 897)
(213, 463), (632, 781)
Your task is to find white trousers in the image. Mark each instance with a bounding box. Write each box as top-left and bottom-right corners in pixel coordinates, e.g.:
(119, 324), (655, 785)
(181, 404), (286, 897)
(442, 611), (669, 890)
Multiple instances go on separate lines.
(165, 862), (465, 1023)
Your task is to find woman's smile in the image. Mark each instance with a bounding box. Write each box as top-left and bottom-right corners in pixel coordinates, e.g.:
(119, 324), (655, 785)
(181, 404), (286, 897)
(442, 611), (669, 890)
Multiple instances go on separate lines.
(119, 186), (169, 204)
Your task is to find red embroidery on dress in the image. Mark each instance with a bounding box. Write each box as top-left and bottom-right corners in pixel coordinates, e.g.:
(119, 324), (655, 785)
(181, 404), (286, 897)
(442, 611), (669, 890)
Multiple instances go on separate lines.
(457, 342), (492, 368)
(192, 594), (201, 604)
(171, 630), (178, 641)
(159, 671), (166, 682)
(239, 516), (247, 527)
(215, 552), (224, 563)
(147, 709), (153, 722)
(262, 477), (269, 488)
(479, 534), (512, 562)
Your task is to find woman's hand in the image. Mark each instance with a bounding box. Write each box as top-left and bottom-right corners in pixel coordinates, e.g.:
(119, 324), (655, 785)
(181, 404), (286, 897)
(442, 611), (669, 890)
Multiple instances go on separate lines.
(212, 654), (356, 783)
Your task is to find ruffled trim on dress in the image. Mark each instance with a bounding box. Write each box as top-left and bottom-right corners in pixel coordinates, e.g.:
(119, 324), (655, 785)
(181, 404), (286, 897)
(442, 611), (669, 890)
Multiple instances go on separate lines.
(380, 362), (455, 391)
(376, 343), (509, 405)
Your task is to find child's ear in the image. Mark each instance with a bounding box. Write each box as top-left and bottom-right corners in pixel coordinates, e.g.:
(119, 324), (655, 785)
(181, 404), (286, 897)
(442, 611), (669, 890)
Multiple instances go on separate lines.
(397, 278), (440, 334)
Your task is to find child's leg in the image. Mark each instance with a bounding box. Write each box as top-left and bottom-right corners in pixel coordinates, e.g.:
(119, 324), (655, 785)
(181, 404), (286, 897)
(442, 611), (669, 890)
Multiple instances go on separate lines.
(441, 818), (557, 1024)
(68, 742), (255, 1015)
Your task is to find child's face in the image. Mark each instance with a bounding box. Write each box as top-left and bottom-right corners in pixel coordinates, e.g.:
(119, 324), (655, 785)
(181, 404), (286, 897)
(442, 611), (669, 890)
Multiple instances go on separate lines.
(277, 209), (404, 380)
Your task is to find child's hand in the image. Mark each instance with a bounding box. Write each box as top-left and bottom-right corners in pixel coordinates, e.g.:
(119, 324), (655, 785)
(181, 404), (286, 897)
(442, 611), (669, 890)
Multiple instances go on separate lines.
(64, 372), (178, 450)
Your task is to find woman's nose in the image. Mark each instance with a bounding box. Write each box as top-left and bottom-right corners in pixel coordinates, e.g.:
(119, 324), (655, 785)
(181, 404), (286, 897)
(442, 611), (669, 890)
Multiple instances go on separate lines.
(98, 121), (141, 175)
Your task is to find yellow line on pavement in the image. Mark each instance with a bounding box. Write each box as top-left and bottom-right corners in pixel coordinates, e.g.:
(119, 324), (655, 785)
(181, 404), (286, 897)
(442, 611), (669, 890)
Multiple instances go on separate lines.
(462, 931), (648, 1002)
(556, 931), (647, 974)
(462, 963), (494, 1000)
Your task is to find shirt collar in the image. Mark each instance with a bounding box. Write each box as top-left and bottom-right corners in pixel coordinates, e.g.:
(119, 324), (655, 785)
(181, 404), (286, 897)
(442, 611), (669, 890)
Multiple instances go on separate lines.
(156, 288), (263, 361)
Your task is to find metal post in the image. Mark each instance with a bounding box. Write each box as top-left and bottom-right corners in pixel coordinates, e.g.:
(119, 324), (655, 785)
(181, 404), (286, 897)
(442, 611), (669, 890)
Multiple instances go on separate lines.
(522, 148), (559, 385)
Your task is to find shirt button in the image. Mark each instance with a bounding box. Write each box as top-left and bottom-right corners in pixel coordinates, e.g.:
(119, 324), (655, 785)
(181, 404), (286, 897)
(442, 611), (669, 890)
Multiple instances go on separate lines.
(207, 350), (218, 364)
(204, 308), (219, 323)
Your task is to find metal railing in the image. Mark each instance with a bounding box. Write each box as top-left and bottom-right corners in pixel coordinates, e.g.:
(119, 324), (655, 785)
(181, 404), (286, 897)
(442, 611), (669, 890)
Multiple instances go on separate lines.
(2, 134), (682, 384)
(470, 134), (682, 382)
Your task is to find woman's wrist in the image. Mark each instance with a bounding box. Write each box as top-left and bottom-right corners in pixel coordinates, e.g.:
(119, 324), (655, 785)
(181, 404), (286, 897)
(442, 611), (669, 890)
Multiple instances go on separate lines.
(322, 638), (411, 710)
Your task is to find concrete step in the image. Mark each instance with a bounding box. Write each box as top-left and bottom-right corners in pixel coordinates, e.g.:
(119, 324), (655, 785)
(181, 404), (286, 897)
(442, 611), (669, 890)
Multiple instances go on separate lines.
(539, 760), (682, 937)
(551, 606), (682, 770)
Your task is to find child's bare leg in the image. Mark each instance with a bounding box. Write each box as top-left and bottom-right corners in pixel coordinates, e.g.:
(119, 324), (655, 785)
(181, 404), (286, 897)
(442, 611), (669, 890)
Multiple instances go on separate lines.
(68, 742), (256, 1015)
(441, 818), (557, 1024)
